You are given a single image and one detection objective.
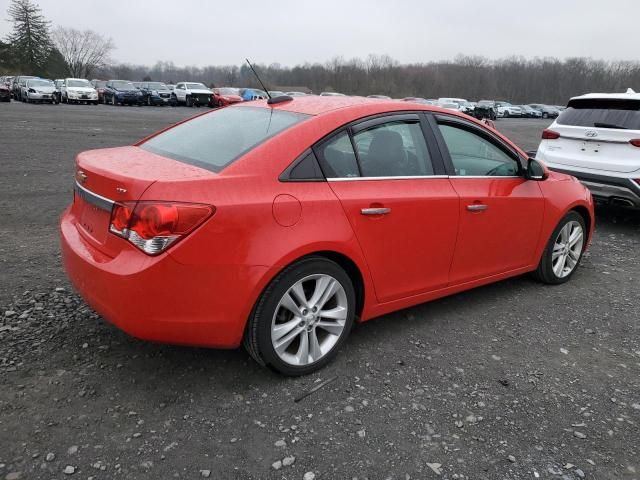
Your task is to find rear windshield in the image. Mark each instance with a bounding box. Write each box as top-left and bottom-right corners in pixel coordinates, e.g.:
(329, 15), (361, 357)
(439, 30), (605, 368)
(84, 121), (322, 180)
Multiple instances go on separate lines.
(557, 98), (640, 130)
(141, 107), (310, 172)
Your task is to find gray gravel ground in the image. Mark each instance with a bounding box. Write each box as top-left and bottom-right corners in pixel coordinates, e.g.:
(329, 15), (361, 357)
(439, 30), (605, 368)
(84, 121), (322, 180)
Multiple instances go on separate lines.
(1, 102), (639, 479)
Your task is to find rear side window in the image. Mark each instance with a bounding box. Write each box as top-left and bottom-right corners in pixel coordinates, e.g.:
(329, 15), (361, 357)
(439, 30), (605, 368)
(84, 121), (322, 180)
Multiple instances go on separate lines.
(557, 99), (640, 130)
(353, 121), (434, 177)
(141, 107), (309, 172)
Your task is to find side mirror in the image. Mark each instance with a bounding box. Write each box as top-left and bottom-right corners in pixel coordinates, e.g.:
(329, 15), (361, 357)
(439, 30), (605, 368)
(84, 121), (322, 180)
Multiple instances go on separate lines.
(525, 157), (549, 181)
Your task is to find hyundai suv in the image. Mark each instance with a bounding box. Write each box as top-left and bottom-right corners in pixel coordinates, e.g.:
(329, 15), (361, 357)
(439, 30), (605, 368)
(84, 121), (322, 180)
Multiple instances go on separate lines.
(536, 89), (640, 209)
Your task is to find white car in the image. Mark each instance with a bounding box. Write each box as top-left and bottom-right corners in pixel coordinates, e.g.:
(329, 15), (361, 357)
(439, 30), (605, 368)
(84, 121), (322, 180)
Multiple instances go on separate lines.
(61, 78), (99, 105)
(438, 97), (474, 113)
(173, 82), (214, 107)
(536, 89), (640, 209)
(495, 101), (523, 118)
(22, 78), (57, 104)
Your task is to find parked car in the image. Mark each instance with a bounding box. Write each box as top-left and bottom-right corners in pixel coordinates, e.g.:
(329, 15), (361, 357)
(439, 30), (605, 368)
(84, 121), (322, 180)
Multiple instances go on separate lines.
(517, 105), (542, 118)
(536, 89), (640, 209)
(103, 80), (143, 106)
(12, 75), (38, 101)
(212, 87), (243, 107)
(495, 101), (523, 118)
(367, 95), (391, 99)
(139, 82), (174, 106)
(268, 90), (286, 98)
(438, 98), (474, 114)
(320, 92), (346, 96)
(285, 91), (308, 97)
(60, 96), (594, 375)
(477, 100), (498, 120)
(0, 76), (14, 88)
(22, 78), (57, 104)
(173, 82), (214, 107)
(62, 78), (99, 105)
(0, 83), (10, 102)
(239, 88), (268, 101)
(91, 80), (108, 102)
(529, 104), (559, 119)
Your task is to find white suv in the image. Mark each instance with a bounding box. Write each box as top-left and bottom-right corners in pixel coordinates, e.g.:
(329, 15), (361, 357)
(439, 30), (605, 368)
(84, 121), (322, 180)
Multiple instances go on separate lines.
(173, 82), (214, 107)
(536, 89), (640, 209)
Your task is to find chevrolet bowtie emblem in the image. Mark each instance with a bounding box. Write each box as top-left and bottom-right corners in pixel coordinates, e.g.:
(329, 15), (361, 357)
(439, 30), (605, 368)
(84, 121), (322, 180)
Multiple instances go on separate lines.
(76, 170), (88, 184)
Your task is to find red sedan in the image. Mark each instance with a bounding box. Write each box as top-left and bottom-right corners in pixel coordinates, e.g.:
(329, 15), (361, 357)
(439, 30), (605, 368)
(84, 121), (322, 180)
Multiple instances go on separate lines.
(60, 96), (594, 375)
(212, 87), (243, 107)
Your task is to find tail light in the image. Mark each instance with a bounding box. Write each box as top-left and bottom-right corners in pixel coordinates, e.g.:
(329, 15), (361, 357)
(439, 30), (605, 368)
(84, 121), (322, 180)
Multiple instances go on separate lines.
(542, 129), (561, 140)
(109, 201), (214, 255)
(629, 139), (640, 147)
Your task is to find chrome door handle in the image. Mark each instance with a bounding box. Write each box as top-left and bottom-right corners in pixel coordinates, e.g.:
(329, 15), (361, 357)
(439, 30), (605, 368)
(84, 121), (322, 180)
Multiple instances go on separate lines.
(466, 204), (488, 211)
(361, 207), (391, 215)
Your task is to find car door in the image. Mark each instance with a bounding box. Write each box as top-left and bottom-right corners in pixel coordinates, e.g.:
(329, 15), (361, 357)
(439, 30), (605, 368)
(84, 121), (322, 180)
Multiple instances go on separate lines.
(431, 114), (545, 284)
(315, 114), (460, 303)
(174, 83), (183, 101)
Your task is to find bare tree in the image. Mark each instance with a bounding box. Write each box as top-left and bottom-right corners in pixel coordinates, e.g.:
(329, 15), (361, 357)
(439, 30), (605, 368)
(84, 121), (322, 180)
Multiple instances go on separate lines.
(52, 27), (114, 78)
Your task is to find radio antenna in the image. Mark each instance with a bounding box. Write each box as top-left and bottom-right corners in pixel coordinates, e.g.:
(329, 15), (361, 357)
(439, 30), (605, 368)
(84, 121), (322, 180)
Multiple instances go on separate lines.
(245, 58), (271, 99)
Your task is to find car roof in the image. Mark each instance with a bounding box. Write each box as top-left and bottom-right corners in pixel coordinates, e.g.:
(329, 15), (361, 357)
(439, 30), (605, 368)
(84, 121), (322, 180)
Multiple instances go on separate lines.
(570, 89), (640, 102)
(236, 95), (443, 116)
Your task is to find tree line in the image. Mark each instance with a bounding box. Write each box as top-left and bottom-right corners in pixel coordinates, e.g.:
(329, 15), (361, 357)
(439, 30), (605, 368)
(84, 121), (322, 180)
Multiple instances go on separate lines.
(98, 55), (640, 104)
(2, 0), (638, 104)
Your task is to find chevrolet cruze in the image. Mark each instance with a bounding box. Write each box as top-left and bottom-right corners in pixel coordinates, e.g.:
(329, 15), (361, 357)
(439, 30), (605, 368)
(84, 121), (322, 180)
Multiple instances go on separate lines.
(60, 96), (594, 375)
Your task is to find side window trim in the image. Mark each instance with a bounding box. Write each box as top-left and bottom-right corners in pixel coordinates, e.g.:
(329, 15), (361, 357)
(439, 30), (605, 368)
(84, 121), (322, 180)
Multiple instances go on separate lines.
(432, 114), (524, 177)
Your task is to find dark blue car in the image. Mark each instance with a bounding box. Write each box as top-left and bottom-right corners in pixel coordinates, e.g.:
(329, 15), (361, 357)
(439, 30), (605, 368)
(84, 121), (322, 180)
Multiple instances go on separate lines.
(138, 82), (174, 106)
(103, 80), (143, 106)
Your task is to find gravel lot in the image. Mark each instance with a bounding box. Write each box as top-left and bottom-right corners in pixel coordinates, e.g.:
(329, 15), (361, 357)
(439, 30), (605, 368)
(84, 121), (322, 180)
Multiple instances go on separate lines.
(1, 102), (639, 480)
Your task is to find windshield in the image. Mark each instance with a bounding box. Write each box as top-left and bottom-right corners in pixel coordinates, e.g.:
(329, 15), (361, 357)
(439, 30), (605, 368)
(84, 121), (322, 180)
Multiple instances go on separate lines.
(147, 82), (167, 89)
(112, 81), (136, 90)
(557, 98), (640, 130)
(186, 83), (208, 90)
(28, 79), (53, 87)
(141, 107), (310, 172)
(68, 80), (91, 88)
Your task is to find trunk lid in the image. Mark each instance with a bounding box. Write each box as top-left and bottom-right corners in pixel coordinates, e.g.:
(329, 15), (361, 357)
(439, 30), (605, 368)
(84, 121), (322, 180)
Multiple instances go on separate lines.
(73, 146), (214, 252)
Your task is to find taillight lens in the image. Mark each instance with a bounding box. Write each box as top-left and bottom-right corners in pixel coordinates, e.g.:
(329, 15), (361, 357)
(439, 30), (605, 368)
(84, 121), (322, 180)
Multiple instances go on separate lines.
(109, 201), (214, 255)
(542, 129), (561, 140)
(630, 139), (640, 147)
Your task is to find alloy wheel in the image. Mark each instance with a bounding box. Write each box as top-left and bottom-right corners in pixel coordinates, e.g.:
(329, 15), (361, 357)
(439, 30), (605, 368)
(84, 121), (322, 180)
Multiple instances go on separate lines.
(552, 220), (584, 278)
(271, 274), (348, 366)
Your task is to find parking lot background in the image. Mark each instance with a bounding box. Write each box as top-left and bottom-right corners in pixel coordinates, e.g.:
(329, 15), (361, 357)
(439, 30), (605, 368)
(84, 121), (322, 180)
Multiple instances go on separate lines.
(0, 102), (638, 479)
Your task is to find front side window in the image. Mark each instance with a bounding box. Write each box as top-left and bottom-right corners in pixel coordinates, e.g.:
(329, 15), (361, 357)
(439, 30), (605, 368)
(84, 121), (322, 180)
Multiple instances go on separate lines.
(353, 121), (434, 177)
(439, 123), (519, 177)
(141, 106), (309, 172)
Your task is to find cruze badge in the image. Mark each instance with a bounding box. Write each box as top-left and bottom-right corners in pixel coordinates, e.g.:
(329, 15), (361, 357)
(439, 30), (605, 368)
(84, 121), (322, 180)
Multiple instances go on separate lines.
(585, 130), (598, 138)
(76, 170), (88, 183)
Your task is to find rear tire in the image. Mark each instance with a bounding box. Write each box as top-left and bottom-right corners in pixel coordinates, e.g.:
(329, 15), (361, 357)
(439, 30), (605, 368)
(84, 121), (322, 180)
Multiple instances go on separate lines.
(533, 211), (586, 284)
(244, 257), (356, 376)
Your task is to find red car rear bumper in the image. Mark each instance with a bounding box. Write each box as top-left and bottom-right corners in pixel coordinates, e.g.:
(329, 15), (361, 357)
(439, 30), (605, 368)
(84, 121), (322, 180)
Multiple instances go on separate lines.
(60, 207), (266, 348)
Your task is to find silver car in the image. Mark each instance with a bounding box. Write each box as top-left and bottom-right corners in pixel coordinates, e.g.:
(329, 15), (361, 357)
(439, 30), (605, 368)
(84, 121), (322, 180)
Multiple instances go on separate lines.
(22, 78), (58, 104)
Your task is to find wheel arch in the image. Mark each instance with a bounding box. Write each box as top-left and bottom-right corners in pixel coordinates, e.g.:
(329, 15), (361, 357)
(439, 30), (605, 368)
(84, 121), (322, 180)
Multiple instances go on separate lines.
(243, 247), (370, 342)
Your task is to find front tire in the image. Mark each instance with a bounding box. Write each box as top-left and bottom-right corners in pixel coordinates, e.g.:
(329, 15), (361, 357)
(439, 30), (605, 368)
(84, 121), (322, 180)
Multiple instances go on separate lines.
(244, 257), (356, 376)
(534, 211), (586, 284)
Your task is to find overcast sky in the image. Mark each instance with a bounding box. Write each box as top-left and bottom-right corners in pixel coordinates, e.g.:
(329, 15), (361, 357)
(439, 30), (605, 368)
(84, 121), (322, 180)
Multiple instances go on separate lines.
(1, 0), (639, 67)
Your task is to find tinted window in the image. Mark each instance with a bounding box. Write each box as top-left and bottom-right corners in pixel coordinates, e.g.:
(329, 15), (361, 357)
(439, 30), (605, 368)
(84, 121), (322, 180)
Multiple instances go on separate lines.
(315, 131), (360, 178)
(557, 98), (640, 130)
(141, 107), (309, 172)
(353, 121), (434, 177)
(439, 124), (519, 176)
